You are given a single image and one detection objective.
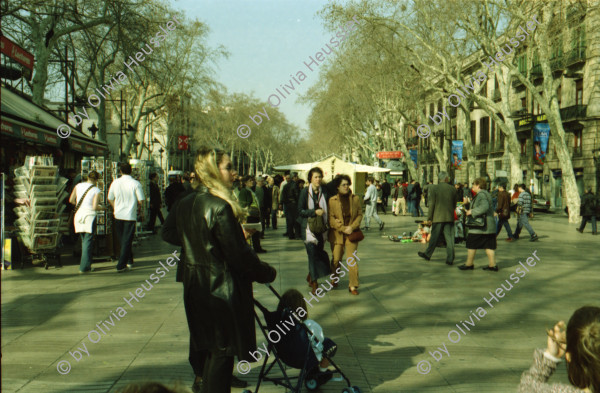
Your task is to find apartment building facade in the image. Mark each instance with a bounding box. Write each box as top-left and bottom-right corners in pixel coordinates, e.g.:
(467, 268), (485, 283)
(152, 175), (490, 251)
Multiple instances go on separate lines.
(416, 3), (600, 210)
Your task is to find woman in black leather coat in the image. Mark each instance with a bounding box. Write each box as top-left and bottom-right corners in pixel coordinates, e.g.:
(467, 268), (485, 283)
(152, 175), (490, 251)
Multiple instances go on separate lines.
(163, 147), (276, 393)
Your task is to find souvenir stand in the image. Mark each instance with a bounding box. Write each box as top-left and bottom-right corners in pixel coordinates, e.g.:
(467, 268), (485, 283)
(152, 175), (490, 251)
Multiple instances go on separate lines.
(12, 156), (67, 269)
(81, 157), (115, 261)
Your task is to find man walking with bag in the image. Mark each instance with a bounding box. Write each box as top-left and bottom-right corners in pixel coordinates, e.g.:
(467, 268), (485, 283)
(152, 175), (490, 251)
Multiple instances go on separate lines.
(418, 172), (457, 265)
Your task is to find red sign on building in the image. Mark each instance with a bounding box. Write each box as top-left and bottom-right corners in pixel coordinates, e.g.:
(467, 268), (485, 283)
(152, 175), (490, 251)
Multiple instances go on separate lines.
(178, 135), (189, 150)
(1, 36), (34, 80)
(376, 151), (404, 159)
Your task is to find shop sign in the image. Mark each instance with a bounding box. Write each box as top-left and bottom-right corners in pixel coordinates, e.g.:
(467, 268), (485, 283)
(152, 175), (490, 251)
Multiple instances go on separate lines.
(376, 151), (403, 159)
(0, 36), (34, 79)
(21, 127), (38, 140)
(43, 133), (58, 145)
(1, 120), (15, 135)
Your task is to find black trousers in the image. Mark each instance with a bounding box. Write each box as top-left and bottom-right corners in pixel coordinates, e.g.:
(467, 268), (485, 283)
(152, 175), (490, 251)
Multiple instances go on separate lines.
(285, 205), (300, 238)
(147, 207), (164, 231)
(201, 350), (234, 393)
(252, 230), (263, 251)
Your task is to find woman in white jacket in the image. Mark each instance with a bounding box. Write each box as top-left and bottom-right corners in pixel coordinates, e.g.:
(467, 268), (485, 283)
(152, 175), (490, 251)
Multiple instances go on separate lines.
(69, 171), (103, 273)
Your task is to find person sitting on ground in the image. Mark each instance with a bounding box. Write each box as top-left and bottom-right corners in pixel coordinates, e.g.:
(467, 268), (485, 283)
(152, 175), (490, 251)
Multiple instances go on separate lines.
(518, 305), (600, 393)
(277, 289), (338, 384)
(412, 224), (430, 243)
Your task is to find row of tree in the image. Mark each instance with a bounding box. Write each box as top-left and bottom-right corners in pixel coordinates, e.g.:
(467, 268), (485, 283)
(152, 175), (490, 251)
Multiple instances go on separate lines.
(301, 0), (598, 222)
(2, 0), (307, 171)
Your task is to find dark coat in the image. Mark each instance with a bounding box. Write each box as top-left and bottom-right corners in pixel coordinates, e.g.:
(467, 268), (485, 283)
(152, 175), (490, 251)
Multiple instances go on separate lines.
(581, 192), (598, 217)
(161, 188), (195, 283)
(149, 182), (162, 209)
(281, 180), (299, 206)
(165, 182), (185, 211)
(427, 182), (458, 223)
(496, 190), (511, 219)
(381, 182), (391, 197)
(407, 184), (414, 201)
(297, 186), (329, 241)
(171, 186), (276, 360)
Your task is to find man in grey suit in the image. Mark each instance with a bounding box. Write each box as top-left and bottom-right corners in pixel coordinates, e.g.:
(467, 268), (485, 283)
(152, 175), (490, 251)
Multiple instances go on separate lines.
(418, 172), (457, 265)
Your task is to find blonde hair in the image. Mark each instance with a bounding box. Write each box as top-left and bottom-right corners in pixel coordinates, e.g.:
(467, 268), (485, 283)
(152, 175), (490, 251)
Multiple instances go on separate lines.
(192, 147), (245, 220)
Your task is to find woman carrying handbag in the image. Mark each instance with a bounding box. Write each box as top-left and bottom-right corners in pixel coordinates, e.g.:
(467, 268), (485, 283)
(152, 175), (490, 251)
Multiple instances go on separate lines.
(327, 174), (363, 295)
(459, 177), (498, 272)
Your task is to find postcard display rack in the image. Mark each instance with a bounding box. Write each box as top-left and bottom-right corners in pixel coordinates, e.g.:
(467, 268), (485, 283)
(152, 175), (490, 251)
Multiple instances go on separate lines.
(12, 156), (67, 269)
(81, 157), (115, 260)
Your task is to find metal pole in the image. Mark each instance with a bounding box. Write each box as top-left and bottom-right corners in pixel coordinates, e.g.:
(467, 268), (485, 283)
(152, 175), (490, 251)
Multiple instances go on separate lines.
(64, 46), (68, 124)
(530, 90), (535, 194)
(120, 91), (123, 160)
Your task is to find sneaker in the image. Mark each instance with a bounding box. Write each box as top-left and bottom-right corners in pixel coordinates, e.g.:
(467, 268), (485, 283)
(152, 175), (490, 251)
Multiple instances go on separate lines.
(127, 264), (133, 270)
(529, 235), (539, 242)
(231, 375), (248, 388)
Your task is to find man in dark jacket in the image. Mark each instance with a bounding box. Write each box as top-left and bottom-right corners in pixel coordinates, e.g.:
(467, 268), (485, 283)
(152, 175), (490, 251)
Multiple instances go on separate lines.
(577, 188), (598, 234)
(418, 172), (458, 265)
(165, 176), (185, 211)
(381, 178), (391, 208)
(407, 181), (415, 215)
(495, 184), (514, 241)
(146, 173), (164, 233)
(164, 185), (275, 392)
(281, 173), (300, 239)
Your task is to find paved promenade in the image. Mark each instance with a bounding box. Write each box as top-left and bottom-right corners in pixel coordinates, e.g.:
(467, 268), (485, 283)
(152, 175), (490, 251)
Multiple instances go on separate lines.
(2, 209), (599, 393)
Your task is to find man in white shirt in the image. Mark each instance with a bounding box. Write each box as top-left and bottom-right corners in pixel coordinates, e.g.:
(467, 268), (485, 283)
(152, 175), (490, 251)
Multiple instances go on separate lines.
(363, 176), (384, 231)
(108, 163), (145, 272)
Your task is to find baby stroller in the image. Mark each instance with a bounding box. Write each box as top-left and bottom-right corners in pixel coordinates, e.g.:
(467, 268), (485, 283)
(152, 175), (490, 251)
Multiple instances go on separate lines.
(243, 284), (361, 393)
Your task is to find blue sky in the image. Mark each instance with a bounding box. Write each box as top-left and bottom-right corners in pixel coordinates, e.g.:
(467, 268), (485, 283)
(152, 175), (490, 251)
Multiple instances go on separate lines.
(171, 0), (337, 133)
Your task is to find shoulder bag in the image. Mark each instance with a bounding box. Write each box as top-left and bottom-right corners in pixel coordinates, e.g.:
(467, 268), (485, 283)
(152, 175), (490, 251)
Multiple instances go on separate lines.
(465, 193), (486, 229)
(348, 229), (364, 242)
(68, 185), (94, 230)
(307, 190), (327, 234)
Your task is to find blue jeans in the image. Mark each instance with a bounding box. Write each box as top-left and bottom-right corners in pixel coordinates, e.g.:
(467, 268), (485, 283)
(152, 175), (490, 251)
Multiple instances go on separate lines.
(79, 220), (96, 272)
(579, 216), (597, 233)
(413, 200), (424, 217)
(115, 219), (136, 270)
(513, 214), (535, 239)
(496, 217), (513, 238)
(407, 199), (414, 214)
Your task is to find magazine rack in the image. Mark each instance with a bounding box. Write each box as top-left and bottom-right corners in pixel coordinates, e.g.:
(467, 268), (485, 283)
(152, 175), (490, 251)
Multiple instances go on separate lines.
(13, 156), (67, 269)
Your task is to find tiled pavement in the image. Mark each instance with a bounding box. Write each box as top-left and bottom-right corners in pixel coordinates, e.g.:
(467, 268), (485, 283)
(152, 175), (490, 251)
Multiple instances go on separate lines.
(2, 209), (599, 393)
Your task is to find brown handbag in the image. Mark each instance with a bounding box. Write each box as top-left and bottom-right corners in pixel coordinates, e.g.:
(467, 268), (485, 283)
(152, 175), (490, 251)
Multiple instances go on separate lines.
(348, 229), (364, 242)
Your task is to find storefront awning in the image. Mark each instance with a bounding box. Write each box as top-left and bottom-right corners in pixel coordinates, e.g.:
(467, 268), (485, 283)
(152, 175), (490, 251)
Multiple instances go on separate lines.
(1, 86), (107, 155)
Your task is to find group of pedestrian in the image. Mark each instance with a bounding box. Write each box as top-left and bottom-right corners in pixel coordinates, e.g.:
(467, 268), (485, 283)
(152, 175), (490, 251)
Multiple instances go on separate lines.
(388, 180), (426, 217)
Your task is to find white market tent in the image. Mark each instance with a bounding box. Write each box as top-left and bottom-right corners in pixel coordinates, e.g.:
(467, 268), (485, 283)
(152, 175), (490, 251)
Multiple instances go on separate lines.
(274, 154), (390, 197)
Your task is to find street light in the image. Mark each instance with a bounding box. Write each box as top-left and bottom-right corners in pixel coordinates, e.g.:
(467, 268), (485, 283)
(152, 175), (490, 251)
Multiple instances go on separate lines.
(88, 123), (98, 139)
(159, 147), (165, 168)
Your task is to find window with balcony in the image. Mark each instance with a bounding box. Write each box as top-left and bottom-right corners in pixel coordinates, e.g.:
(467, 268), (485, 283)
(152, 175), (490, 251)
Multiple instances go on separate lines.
(521, 96), (527, 109)
(491, 120), (496, 145)
(470, 120), (476, 144)
(430, 103), (434, 117)
(438, 100), (442, 114)
(517, 53), (527, 74)
(575, 79), (583, 105)
(520, 139), (527, 154)
(479, 117), (490, 144)
(557, 84), (562, 107)
(452, 125), (457, 141)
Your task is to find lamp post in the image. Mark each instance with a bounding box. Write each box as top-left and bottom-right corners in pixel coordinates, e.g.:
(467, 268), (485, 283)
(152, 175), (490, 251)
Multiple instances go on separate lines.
(88, 123), (98, 139)
(159, 147), (165, 169)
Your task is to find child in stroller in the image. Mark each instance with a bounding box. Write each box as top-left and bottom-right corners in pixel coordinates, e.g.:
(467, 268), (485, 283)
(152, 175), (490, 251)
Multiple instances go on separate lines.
(249, 285), (361, 393)
(277, 289), (338, 385)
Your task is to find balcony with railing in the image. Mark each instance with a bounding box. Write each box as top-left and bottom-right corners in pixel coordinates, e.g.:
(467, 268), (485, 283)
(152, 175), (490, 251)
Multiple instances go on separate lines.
(572, 146), (583, 158)
(565, 46), (586, 67)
